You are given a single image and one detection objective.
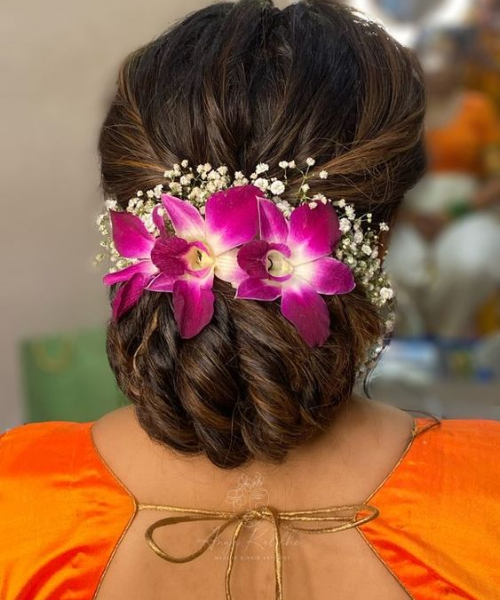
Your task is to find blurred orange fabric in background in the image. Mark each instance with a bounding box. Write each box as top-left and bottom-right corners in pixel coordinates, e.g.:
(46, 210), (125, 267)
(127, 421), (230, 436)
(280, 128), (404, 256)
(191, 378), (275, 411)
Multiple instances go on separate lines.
(427, 92), (500, 176)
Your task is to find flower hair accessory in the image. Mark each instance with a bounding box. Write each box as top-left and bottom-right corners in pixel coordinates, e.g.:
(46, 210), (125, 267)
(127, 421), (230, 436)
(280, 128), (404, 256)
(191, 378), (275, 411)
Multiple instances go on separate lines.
(96, 159), (394, 352)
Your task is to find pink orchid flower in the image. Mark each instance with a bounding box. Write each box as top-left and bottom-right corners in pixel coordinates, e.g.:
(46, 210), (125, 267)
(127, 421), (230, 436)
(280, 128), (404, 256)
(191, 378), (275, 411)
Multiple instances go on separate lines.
(147, 185), (261, 338)
(103, 206), (166, 321)
(236, 200), (356, 347)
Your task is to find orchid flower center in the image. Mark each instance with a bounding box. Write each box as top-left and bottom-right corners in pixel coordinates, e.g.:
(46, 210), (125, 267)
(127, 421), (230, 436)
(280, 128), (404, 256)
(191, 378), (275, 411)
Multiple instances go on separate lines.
(266, 250), (294, 277)
(185, 244), (214, 272)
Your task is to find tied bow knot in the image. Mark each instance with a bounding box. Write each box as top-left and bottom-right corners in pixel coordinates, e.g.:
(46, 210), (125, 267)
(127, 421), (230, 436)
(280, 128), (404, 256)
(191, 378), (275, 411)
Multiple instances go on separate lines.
(141, 502), (379, 600)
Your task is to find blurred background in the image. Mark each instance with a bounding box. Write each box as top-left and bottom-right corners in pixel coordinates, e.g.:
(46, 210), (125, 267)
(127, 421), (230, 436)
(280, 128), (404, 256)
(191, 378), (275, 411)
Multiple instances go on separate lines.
(1, 0), (499, 431)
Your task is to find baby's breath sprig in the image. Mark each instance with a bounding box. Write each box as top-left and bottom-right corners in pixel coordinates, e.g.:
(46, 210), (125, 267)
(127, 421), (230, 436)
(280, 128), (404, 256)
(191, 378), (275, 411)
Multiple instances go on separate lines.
(96, 158), (395, 369)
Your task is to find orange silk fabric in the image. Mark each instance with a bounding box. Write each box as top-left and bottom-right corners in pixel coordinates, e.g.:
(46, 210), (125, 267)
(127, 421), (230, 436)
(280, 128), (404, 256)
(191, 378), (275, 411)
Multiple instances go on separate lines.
(1, 417), (500, 600)
(0, 422), (136, 600)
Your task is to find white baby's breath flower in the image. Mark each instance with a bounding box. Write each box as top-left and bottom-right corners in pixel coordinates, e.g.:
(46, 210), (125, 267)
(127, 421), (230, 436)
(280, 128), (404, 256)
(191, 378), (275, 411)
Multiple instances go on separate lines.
(136, 190), (144, 197)
(276, 200), (292, 216)
(306, 157), (316, 166)
(362, 244), (372, 256)
(153, 184), (163, 198)
(276, 199), (291, 210)
(319, 170), (328, 179)
(279, 161), (289, 169)
(254, 177), (269, 192)
(188, 187), (203, 202)
(234, 171), (245, 179)
(288, 160), (296, 169)
(380, 287), (394, 301)
(312, 193), (327, 204)
(181, 159), (189, 168)
(207, 170), (220, 180)
(309, 201), (318, 209)
(339, 218), (351, 233)
(354, 231), (364, 244)
(169, 182), (183, 195)
(379, 222), (390, 232)
(146, 190), (155, 198)
(301, 183), (310, 193)
(270, 180), (285, 196)
(345, 205), (355, 220)
(337, 199), (346, 208)
(255, 163), (269, 174)
(104, 199), (117, 210)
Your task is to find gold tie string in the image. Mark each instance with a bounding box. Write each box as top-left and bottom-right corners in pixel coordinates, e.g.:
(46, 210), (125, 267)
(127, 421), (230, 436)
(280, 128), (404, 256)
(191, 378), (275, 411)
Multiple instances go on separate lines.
(140, 502), (380, 600)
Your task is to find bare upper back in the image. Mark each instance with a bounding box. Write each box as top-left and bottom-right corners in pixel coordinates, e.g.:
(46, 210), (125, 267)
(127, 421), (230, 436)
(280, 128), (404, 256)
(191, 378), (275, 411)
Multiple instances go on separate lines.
(91, 398), (416, 600)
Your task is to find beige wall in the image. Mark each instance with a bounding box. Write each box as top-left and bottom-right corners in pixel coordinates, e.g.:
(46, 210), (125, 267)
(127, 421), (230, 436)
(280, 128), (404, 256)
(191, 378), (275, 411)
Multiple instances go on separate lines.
(0, 0), (289, 429)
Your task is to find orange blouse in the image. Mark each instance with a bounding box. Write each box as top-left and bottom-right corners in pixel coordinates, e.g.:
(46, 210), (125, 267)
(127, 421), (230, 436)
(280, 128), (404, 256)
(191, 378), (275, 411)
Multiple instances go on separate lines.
(427, 92), (500, 176)
(1, 417), (500, 599)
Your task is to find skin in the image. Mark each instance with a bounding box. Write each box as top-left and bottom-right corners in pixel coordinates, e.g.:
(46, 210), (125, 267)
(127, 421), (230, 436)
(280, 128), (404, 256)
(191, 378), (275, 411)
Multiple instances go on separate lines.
(91, 397), (416, 599)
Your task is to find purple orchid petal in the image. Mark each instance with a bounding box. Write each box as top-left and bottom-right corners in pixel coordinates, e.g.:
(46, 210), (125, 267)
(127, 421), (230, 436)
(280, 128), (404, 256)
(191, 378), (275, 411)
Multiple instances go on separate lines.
(259, 199), (289, 244)
(147, 272), (176, 293)
(288, 204), (341, 265)
(110, 211), (155, 259)
(281, 283), (331, 347)
(237, 241), (270, 279)
(103, 260), (156, 286)
(236, 277), (282, 301)
(111, 273), (148, 321)
(161, 194), (205, 241)
(173, 278), (215, 339)
(294, 257), (356, 295)
(151, 237), (190, 276)
(205, 185), (260, 255)
(152, 205), (167, 237)
(215, 248), (248, 286)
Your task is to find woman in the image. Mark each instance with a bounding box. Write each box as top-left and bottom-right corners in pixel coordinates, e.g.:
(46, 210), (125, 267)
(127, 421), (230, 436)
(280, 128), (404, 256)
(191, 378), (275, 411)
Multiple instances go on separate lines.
(386, 26), (500, 339)
(1, 2), (499, 599)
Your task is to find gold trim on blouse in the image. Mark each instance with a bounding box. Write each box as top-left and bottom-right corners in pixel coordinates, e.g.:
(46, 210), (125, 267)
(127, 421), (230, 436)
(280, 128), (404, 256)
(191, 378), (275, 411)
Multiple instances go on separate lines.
(139, 501), (379, 600)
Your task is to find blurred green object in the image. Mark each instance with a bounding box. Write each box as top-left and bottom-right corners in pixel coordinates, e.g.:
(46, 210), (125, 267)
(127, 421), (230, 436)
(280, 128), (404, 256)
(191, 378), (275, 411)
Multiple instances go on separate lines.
(21, 327), (129, 423)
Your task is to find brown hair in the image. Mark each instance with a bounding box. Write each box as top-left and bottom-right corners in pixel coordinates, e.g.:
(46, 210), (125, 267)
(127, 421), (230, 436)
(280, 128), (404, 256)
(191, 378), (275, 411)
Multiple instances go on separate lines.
(99, 0), (426, 468)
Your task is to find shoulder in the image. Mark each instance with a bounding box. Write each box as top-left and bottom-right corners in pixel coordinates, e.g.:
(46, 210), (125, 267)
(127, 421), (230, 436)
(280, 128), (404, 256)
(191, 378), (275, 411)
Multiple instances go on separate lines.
(1, 420), (93, 462)
(0, 421), (136, 600)
(361, 418), (500, 597)
(407, 417), (500, 501)
(422, 415), (500, 443)
(0, 418), (135, 507)
(417, 417), (500, 472)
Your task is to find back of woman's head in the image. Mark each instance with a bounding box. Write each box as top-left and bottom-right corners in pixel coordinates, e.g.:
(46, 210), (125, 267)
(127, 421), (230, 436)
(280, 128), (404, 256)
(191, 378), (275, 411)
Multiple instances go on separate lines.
(99, 0), (426, 468)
